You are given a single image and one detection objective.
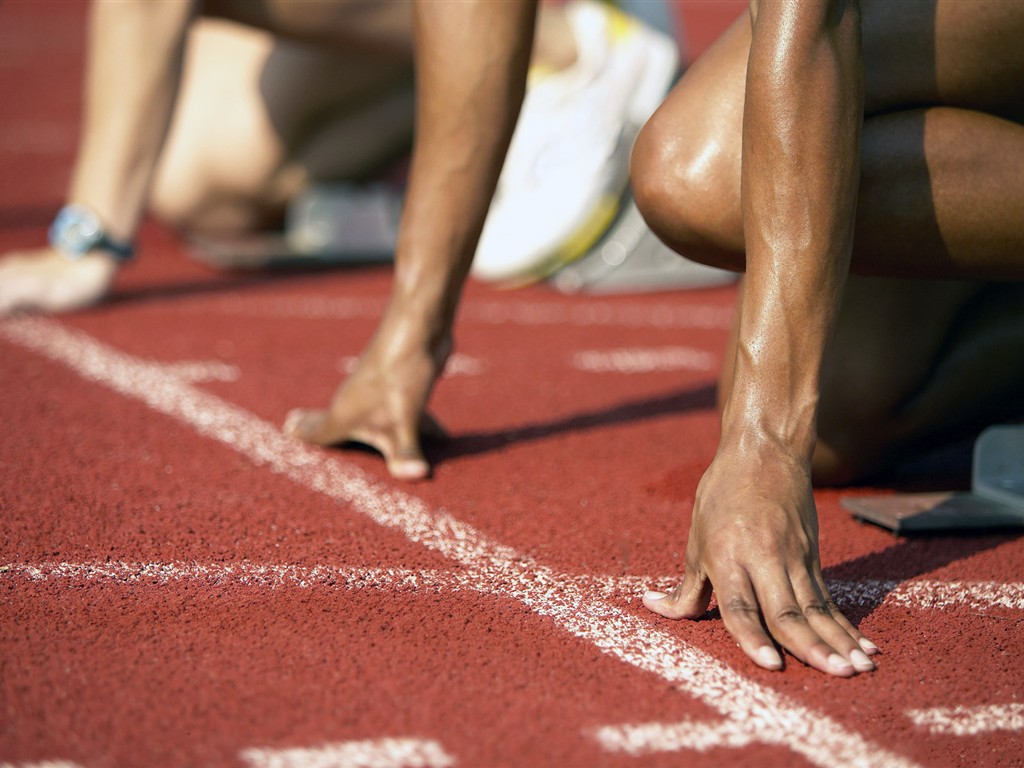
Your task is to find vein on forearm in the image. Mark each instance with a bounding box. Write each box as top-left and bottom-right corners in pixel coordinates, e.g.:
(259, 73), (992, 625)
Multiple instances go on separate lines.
(726, 0), (863, 457)
(395, 0), (536, 334)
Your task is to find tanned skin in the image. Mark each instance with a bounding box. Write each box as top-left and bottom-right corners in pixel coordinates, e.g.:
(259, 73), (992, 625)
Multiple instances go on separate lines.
(634, 0), (1024, 675)
(643, 0), (873, 676)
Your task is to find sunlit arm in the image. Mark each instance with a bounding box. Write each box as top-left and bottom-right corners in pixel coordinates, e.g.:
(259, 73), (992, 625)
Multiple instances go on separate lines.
(392, 0), (537, 346)
(69, 0), (196, 244)
(722, 0), (864, 462)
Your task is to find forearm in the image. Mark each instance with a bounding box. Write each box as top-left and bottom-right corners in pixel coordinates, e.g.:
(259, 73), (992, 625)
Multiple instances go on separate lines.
(723, 0), (863, 460)
(391, 0), (536, 342)
(69, 0), (195, 243)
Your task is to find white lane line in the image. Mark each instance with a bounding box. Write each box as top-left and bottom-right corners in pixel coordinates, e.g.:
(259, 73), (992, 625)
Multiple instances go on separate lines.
(906, 703), (1024, 736)
(7, 562), (1023, 615)
(0, 762), (84, 768)
(159, 359), (240, 383)
(572, 346), (716, 374)
(4, 561), (444, 591)
(337, 353), (483, 378)
(199, 296), (734, 331)
(591, 719), (758, 755)
(829, 579), (1024, 613)
(0, 317), (918, 768)
(611, 575), (1024, 614)
(239, 738), (456, 768)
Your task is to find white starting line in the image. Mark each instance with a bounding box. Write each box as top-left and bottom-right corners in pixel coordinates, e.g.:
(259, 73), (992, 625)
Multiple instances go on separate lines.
(572, 346), (716, 374)
(6, 561), (1023, 616)
(240, 738), (456, 768)
(336, 353), (484, 378)
(905, 703), (1024, 737)
(338, 347), (720, 377)
(189, 295), (735, 331)
(0, 739), (456, 768)
(2, 316), (1017, 767)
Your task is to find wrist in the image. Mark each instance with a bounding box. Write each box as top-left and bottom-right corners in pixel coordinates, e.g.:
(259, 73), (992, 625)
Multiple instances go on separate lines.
(720, 384), (818, 463)
(49, 205), (135, 263)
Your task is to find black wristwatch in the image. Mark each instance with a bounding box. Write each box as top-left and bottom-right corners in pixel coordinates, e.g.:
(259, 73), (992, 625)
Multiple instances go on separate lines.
(49, 205), (135, 262)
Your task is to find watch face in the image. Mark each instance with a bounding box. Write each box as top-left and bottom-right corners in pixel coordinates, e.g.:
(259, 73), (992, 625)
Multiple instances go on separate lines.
(50, 205), (103, 257)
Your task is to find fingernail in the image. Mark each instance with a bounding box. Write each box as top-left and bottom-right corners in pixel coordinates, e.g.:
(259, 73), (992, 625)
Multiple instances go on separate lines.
(644, 591), (667, 601)
(828, 653), (854, 673)
(850, 649), (875, 672)
(858, 637), (879, 655)
(757, 646), (782, 669)
(282, 411), (301, 434)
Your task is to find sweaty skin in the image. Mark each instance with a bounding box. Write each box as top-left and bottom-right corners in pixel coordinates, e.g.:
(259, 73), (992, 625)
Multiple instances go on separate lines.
(635, 0), (1024, 675)
(643, 0), (876, 677)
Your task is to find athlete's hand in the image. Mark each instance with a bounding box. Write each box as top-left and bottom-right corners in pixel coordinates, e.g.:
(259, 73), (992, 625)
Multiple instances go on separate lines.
(644, 445), (878, 676)
(0, 246), (118, 316)
(283, 315), (450, 481)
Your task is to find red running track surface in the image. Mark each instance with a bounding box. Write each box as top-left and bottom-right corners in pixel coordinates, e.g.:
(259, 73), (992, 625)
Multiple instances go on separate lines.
(1, 2), (1022, 767)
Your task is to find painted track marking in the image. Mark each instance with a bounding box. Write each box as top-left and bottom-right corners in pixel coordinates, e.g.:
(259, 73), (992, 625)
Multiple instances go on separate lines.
(239, 739), (456, 768)
(337, 353), (483, 378)
(157, 359), (240, 383)
(181, 296), (735, 330)
(1, 317), (920, 768)
(7, 562), (1022, 615)
(906, 703), (1024, 736)
(590, 719), (758, 755)
(572, 346), (715, 374)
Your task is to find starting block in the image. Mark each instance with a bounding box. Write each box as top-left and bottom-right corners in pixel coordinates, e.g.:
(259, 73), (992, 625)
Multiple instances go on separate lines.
(842, 425), (1024, 533)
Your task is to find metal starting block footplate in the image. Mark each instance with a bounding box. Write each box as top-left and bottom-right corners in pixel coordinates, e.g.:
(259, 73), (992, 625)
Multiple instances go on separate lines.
(842, 425), (1024, 533)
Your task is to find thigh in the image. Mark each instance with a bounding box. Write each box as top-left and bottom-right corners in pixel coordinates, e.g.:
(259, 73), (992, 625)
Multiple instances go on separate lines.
(862, 0), (1024, 120)
(814, 276), (1024, 482)
(150, 16), (413, 230)
(204, 0), (414, 55)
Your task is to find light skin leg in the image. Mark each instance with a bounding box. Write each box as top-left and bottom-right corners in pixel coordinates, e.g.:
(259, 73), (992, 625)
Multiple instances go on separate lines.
(634, 0), (1024, 674)
(149, 16), (416, 233)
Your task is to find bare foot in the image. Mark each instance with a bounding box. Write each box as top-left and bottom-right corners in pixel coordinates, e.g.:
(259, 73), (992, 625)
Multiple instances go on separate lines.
(283, 324), (451, 481)
(0, 247), (118, 316)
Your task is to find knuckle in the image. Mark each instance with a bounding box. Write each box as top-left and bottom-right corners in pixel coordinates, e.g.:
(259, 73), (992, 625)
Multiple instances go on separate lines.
(773, 607), (809, 626)
(723, 595), (761, 618)
(801, 601), (835, 619)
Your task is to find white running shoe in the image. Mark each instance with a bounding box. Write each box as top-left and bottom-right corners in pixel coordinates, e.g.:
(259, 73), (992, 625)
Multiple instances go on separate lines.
(471, 0), (679, 287)
(549, 194), (737, 295)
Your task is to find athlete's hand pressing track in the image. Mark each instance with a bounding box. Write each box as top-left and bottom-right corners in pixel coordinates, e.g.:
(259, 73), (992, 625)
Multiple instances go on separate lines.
(644, 445), (878, 676)
(0, 247), (117, 316)
(283, 315), (450, 481)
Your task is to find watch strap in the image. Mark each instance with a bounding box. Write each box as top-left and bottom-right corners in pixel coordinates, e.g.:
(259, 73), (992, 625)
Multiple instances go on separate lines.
(49, 204), (135, 262)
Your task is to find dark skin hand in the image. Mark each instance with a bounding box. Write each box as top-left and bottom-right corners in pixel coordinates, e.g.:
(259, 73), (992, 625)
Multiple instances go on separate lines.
(284, 1), (537, 479)
(644, 0), (878, 675)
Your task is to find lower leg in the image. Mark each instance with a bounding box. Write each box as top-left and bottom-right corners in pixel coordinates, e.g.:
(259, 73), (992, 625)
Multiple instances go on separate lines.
(149, 17), (415, 234)
(813, 279), (1024, 484)
(150, 3), (586, 236)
